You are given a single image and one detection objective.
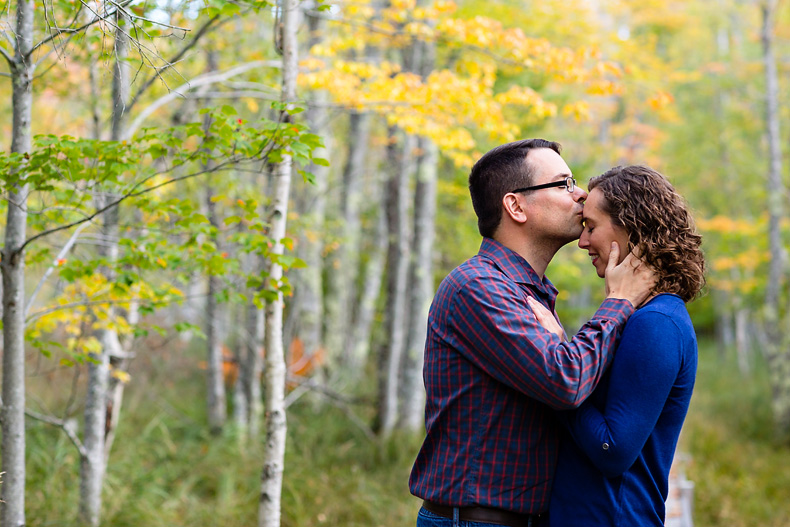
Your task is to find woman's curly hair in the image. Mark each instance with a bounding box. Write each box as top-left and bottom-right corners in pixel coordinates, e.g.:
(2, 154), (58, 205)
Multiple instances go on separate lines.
(588, 165), (706, 302)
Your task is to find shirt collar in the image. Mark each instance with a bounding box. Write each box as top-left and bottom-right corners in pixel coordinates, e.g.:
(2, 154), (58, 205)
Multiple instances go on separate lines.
(478, 237), (559, 300)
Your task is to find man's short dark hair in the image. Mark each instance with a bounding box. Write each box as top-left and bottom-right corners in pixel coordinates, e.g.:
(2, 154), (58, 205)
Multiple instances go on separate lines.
(468, 139), (562, 238)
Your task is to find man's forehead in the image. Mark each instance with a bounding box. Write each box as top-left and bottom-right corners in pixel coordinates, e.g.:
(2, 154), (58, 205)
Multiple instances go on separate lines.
(526, 148), (572, 180)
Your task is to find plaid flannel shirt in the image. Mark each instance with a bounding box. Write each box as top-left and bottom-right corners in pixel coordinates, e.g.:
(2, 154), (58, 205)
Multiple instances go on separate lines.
(409, 237), (633, 514)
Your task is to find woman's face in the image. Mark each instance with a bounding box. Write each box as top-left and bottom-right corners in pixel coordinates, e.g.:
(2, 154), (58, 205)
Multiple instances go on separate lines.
(578, 188), (630, 278)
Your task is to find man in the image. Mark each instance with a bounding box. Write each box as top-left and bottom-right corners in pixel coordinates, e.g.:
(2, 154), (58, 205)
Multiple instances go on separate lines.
(409, 139), (656, 527)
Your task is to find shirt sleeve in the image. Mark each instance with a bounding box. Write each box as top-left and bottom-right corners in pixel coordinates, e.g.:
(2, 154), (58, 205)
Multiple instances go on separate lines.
(450, 273), (633, 410)
(558, 310), (682, 477)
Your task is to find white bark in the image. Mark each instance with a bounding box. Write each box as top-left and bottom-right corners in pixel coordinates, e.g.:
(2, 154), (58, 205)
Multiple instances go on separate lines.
(734, 308), (751, 375)
(399, 138), (438, 431)
(761, 0), (784, 317)
(244, 300), (265, 438)
(79, 332), (114, 527)
(377, 130), (415, 436)
(80, 12), (131, 524)
(259, 0), (298, 524)
(398, 23), (436, 431)
(760, 0), (790, 434)
(325, 1), (381, 368)
(205, 179), (228, 435)
(324, 111), (370, 367)
(1, 0), (34, 523)
(292, 5), (330, 372)
(233, 308), (249, 435)
(348, 195), (387, 374)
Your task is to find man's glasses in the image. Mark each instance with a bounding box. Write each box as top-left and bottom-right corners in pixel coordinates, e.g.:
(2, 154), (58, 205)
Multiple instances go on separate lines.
(511, 176), (577, 194)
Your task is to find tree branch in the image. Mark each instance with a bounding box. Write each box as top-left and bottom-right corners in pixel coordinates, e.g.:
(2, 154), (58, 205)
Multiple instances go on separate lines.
(25, 409), (87, 458)
(0, 44), (14, 67)
(26, 294), (190, 324)
(123, 60), (280, 139)
(17, 140), (278, 255)
(105, 0), (190, 32)
(30, 0), (136, 57)
(284, 375), (376, 442)
(125, 14), (223, 114)
(25, 222), (91, 318)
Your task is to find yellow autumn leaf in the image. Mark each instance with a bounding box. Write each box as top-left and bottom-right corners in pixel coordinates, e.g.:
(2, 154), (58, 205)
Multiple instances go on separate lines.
(111, 368), (131, 384)
(562, 101), (591, 121)
(647, 91), (674, 111)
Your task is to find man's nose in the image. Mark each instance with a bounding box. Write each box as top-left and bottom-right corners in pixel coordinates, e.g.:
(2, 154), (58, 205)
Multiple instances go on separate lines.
(574, 187), (588, 203)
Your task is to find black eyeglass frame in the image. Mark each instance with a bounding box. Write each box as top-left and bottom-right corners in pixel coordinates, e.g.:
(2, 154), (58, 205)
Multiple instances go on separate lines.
(511, 176), (576, 194)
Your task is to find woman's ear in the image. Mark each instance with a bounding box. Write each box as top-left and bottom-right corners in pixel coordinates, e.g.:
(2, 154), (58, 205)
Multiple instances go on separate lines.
(502, 193), (528, 225)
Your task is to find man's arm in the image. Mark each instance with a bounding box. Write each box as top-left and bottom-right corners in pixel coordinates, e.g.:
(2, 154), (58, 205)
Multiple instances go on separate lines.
(451, 274), (631, 410)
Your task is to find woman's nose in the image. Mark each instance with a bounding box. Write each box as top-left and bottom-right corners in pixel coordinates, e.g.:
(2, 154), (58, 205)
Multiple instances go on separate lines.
(578, 231), (589, 249)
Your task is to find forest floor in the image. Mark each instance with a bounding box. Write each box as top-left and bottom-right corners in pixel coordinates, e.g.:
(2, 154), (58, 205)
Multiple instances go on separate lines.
(21, 337), (790, 526)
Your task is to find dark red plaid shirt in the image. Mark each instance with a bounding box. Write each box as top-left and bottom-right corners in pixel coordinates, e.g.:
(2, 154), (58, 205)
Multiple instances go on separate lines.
(409, 238), (633, 514)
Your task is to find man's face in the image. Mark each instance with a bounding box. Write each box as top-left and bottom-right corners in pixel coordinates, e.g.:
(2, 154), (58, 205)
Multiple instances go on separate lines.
(520, 148), (588, 244)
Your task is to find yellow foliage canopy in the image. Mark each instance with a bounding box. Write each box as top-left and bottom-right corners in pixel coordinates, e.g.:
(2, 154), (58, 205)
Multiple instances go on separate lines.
(299, 0), (625, 165)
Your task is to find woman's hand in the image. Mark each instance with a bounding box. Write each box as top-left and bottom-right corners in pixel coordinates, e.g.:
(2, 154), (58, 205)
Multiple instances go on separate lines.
(526, 296), (566, 341)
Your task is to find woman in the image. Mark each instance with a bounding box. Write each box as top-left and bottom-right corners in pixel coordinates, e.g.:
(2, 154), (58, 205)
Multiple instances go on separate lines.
(532, 165), (705, 526)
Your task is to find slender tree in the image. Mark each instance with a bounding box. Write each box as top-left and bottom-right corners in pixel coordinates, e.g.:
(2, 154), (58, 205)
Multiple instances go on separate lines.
(759, 0), (789, 435)
(79, 9), (132, 525)
(398, 16), (438, 430)
(260, 0), (298, 524)
(0, 0), (34, 523)
(399, 137), (438, 431)
(291, 2), (331, 379)
(377, 128), (415, 436)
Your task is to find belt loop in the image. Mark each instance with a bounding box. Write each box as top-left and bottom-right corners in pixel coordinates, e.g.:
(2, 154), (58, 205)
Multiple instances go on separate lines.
(527, 516), (533, 527)
(453, 506), (459, 527)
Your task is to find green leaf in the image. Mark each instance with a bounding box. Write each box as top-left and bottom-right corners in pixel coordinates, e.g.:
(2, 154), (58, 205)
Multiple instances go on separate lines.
(221, 2), (241, 16)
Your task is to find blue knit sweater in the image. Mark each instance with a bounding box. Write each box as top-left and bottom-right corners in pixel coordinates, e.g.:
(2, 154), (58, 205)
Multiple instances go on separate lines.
(549, 294), (698, 526)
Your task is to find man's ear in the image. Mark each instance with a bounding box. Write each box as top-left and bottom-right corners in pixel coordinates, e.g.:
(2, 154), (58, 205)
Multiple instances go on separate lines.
(502, 193), (528, 225)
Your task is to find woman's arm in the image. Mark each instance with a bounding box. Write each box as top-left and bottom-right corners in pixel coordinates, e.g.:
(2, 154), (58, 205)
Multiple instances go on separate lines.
(559, 310), (683, 477)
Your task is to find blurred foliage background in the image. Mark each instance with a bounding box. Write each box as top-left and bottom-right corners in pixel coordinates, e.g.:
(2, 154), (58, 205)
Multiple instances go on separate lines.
(2, 0), (790, 524)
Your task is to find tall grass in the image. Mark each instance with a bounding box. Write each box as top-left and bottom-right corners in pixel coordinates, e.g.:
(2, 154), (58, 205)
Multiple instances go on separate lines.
(21, 337), (790, 526)
(24, 348), (423, 526)
(682, 339), (790, 527)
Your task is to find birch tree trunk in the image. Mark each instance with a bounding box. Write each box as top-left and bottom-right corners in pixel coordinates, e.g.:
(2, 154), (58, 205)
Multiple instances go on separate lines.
(760, 0), (790, 435)
(1, 0), (33, 523)
(377, 129), (415, 436)
(80, 333), (112, 527)
(399, 138), (438, 431)
(348, 187), (388, 375)
(205, 178), (228, 435)
(325, 2), (381, 370)
(398, 21), (437, 431)
(200, 49), (228, 435)
(259, 0), (298, 524)
(324, 111), (370, 368)
(234, 249), (254, 436)
(80, 12), (131, 524)
(244, 298), (265, 438)
(292, 4), (330, 374)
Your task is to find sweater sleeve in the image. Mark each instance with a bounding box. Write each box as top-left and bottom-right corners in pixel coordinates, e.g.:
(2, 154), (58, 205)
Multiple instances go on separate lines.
(559, 310), (682, 477)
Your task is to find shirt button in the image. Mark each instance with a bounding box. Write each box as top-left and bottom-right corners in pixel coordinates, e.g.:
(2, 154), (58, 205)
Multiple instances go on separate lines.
(602, 443), (610, 450)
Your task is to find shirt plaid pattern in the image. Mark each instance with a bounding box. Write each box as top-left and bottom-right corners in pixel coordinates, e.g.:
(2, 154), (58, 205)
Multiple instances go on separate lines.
(409, 237), (633, 514)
